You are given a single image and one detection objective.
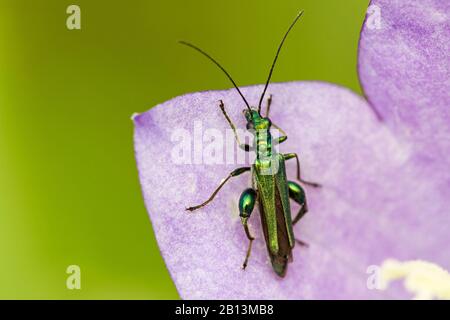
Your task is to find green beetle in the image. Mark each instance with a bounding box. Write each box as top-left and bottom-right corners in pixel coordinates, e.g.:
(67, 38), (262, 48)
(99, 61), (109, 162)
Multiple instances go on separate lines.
(183, 11), (320, 277)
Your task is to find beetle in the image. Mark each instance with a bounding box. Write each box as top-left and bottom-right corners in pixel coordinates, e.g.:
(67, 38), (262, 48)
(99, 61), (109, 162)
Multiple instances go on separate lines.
(181, 11), (320, 277)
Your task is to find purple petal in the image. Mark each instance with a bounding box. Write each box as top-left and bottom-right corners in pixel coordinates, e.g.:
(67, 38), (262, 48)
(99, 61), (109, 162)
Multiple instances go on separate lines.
(134, 82), (449, 299)
(358, 0), (450, 162)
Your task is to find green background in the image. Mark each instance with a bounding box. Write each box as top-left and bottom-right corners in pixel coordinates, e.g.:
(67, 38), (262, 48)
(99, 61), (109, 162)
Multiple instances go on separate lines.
(0, 0), (368, 299)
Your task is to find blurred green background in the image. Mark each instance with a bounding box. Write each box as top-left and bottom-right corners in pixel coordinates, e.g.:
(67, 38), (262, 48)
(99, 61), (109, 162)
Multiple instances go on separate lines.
(0, 0), (368, 299)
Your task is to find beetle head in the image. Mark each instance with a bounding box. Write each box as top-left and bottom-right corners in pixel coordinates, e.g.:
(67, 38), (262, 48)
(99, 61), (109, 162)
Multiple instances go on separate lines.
(243, 108), (271, 131)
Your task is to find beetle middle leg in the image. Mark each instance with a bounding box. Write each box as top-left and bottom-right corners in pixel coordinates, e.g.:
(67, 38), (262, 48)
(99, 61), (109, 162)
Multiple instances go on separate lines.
(284, 153), (321, 188)
(186, 166), (251, 211)
(239, 188), (257, 270)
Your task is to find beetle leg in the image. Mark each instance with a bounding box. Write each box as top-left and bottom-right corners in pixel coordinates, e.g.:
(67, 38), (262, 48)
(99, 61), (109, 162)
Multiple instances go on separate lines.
(271, 121), (288, 145)
(239, 188), (257, 270)
(287, 180), (308, 225)
(289, 181), (311, 246)
(284, 153), (321, 188)
(218, 100), (253, 152)
(265, 94), (273, 117)
(295, 239), (309, 247)
(186, 167), (251, 211)
(273, 135), (288, 145)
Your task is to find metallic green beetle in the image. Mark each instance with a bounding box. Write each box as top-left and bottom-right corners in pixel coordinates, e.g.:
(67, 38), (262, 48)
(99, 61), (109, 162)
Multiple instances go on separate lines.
(182, 11), (320, 277)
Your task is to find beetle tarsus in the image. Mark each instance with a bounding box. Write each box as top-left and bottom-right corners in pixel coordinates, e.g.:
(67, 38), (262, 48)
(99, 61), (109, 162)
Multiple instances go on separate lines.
(242, 239), (253, 270)
(295, 239), (309, 247)
(300, 179), (322, 188)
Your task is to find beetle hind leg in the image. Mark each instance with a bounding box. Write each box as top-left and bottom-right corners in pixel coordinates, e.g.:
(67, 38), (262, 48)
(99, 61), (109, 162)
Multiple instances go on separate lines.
(295, 239), (309, 247)
(288, 181), (310, 246)
(239, 188), (257, 270)
(288, 181), (308, 225)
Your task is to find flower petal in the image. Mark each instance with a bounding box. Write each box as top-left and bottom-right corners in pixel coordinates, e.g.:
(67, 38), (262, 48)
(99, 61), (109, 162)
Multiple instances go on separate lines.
(358, 0), (450, 161)
(134, 82), (449, 299)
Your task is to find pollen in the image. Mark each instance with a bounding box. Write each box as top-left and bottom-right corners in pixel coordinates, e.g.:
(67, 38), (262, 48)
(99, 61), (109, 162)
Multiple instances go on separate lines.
(379, 259), (450, 300)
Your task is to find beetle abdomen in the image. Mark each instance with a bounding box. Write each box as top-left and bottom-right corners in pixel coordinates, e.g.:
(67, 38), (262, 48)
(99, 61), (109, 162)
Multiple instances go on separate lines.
(258, 187), (293, 278)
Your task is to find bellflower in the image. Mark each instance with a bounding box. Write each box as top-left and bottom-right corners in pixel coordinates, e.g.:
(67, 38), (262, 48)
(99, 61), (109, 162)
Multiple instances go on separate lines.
(134, 0), (449, 299)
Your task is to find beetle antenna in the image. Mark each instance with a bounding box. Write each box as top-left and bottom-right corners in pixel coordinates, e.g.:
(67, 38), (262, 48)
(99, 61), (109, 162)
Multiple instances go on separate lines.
(179, 41), (252, 111)
(257, 10), (304, 113)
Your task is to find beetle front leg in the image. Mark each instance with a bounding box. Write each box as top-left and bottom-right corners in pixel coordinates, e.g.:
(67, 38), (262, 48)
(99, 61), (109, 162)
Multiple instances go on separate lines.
(219, 100), (254, 152)
(265, 94), (273, 117)
(186, 167), (251, 211)
(273, 135), (288, 145)
(272, 122), (288, 145)
(284, 153), (321, 188)
(239, 188), (257, 270)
